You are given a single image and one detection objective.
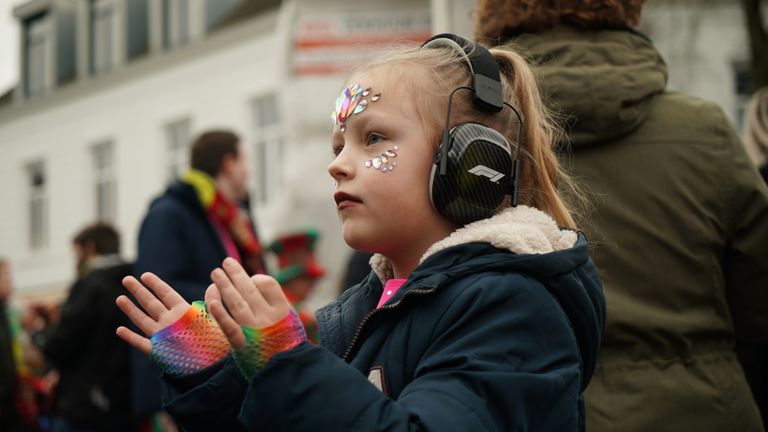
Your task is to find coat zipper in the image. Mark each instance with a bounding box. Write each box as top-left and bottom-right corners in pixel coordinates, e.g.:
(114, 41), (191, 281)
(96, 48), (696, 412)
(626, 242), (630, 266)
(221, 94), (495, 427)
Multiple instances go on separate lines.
(342, 288), (436, 361)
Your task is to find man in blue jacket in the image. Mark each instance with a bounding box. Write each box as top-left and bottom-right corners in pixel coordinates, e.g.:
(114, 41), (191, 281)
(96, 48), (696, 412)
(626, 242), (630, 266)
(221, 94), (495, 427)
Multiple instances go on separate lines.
(131, 129), (267, 427)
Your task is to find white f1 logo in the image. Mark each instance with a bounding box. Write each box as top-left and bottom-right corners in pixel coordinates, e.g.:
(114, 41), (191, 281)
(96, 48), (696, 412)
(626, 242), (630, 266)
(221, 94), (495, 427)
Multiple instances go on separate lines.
(468, 165), (505, 183)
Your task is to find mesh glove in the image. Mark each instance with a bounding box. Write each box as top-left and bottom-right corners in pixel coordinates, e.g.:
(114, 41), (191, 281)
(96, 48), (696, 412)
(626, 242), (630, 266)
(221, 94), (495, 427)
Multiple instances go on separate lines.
(233, 309), (306, 380)
(150, 301), (230, 376)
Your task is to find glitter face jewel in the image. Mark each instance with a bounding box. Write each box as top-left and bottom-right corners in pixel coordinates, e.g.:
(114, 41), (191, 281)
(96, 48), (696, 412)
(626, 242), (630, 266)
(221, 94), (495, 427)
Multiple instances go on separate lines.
(331, 83), (381, 133)
(365, 146), (399, 172)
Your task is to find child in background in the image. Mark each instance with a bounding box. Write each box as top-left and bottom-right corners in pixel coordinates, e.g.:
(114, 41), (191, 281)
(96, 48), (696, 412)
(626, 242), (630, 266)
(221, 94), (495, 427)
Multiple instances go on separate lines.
(116, 33), (605, 431)
(267, 229), (325, 343)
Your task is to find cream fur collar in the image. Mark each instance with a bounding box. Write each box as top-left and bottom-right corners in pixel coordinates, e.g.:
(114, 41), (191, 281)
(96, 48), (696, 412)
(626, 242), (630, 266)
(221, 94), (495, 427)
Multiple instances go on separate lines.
(369, 205), (578, 283)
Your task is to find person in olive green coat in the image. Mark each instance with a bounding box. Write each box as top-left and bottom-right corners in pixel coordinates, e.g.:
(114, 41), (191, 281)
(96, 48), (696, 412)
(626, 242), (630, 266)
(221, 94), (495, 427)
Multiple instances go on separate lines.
(473, 1), (768, 431)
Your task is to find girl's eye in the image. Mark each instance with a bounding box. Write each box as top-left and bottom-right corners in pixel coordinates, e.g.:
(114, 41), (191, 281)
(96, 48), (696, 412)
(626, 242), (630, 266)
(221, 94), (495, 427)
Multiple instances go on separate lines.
(367, 133), (384, 146)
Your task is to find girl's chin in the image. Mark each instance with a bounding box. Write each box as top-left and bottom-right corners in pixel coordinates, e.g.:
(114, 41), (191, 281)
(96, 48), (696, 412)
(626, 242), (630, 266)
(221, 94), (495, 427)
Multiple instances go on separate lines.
(342, 227), (381, 254)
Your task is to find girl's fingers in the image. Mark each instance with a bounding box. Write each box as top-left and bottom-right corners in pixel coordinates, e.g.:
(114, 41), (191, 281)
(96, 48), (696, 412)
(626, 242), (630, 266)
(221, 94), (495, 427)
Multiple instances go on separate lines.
(116, 326), (152, 355)
(222, 258), (268, 310)
(122, 276), (167, 320)
(140, 272), (185, 308)
(207, 298), (245, 350)
(116, 295), (159, 336)
(251, 275), (289, 309)
(204, 283), (221, 305)
(211, 267), (260, 325)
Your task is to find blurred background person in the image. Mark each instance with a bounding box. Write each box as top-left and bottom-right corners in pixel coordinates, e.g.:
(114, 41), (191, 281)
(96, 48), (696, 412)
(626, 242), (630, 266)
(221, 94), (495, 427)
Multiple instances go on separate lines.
(268, 228), (326, 343)
(473, 0), (768, 431)
(131, 129), (267, 428)
(39, 223), (134, 432)
(0, 257), (39, 431)
(740, 86), (768, 425)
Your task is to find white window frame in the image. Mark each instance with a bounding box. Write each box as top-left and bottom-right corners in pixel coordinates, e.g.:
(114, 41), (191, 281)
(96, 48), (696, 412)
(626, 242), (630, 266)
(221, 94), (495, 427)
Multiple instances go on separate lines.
(252, 94), (284, 205)
(90, 0), (117, 75)
(26, 161), (48, 251)
(92, 141), (117, 222)
(166, 118), (192, 181)
(164, 0), (191, 48)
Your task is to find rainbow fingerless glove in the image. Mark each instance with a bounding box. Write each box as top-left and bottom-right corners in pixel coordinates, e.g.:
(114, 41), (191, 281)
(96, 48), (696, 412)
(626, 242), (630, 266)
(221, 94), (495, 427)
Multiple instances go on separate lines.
(150, 301), (230, 376)
(233, 309), (307, 380)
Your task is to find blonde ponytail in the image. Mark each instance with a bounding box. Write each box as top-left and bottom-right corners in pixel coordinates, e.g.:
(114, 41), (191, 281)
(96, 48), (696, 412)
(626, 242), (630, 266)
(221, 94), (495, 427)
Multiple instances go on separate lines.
(490, 47), (579, 228)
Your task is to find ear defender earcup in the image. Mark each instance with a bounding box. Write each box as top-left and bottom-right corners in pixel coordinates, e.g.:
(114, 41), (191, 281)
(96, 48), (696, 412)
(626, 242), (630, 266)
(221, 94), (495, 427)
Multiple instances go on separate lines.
(421, 33), (523, 225)
(429, 123), (513, 225)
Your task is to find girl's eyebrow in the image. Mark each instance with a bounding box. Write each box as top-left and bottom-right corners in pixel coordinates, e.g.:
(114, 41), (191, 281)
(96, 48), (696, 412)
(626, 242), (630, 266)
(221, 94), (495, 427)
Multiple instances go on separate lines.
(329, 108), (391, 148)
(345, 110), (389, 132)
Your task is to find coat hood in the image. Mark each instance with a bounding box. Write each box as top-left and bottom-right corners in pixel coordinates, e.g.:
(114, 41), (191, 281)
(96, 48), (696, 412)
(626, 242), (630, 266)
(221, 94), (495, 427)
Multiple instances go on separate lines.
(507, 26), (668, 148)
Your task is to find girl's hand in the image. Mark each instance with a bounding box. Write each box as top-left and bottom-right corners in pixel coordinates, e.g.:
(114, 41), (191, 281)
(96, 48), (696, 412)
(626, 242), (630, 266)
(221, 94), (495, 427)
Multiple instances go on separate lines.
(115, 273), (191, 355)
(205, 257), (292, 350)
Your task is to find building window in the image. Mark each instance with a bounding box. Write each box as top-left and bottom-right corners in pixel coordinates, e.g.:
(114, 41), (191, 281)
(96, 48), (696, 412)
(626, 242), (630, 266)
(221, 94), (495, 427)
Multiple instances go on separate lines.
(27, 161), (48, 250)
(56, 7), (77, 85)
(24, 13), (50, 97)
(126, 0), (150, 60)
(166, 118), (192, 180)
(252, 94), (283, 204)
(163, 0), (190, 49)
(205, 0), (241, 31)
(91, 0), (116, 75)
(92, 141), (116, 222)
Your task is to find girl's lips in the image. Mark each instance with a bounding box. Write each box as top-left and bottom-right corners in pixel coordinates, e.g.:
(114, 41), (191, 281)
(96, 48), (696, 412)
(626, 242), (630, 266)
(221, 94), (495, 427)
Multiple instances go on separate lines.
(334, 192), (362, 209)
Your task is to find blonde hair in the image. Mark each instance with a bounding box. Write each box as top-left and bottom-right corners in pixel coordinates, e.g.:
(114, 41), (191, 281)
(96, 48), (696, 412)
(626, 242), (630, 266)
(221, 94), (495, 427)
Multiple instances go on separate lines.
(356, 42), (579, 228)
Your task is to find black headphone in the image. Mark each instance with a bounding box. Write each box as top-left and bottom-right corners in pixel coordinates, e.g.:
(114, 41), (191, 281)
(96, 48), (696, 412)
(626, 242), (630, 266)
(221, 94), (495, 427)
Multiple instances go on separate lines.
(421, 33), (523, 226)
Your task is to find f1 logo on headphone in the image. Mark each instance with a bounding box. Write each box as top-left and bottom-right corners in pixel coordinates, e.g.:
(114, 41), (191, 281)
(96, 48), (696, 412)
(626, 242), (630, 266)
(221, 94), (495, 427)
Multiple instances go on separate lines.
(468, 165), (505, 183)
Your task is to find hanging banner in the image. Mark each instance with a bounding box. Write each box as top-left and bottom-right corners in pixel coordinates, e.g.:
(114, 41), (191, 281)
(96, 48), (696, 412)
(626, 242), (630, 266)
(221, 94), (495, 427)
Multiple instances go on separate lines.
(293, 8), (432, 76)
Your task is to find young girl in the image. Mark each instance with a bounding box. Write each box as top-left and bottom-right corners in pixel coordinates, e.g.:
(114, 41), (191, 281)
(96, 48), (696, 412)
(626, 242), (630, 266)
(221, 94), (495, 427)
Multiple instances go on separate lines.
(116, 34), (605, 431)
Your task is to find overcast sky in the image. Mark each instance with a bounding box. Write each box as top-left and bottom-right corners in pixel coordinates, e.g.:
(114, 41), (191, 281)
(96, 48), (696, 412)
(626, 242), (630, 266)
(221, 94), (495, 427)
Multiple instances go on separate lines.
(0, 0), (21, 96)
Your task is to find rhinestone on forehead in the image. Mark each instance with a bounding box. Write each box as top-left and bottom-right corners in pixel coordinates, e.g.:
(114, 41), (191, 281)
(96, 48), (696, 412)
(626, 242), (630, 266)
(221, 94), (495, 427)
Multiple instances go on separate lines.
(331, 83), (381, 132)
(333, 83), (368, 125)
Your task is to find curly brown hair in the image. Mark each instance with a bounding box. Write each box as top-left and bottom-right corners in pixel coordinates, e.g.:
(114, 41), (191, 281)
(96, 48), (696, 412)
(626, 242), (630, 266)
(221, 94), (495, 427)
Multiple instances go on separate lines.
(474, 0), (645, 43)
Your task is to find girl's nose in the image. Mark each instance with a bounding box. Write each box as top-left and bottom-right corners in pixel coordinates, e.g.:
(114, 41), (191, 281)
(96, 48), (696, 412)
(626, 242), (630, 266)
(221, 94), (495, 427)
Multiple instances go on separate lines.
(328, 152), (353, 182)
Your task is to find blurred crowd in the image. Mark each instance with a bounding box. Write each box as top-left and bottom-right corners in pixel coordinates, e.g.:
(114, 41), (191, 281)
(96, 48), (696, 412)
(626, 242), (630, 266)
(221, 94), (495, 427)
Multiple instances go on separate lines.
(1, 128), (369, 432)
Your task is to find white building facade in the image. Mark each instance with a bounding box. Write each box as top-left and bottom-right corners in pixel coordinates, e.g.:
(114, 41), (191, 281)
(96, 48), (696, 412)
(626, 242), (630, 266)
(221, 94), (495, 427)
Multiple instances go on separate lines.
(0, 0), (755, 309)
(0, 0), (436, 309)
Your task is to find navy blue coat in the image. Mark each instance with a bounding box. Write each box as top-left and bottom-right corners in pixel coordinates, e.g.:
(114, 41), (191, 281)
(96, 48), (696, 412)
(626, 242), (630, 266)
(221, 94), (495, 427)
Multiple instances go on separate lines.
(132, 181), (261, 417)
(135, 181), (229, 301)
(160, 220), (605, 431)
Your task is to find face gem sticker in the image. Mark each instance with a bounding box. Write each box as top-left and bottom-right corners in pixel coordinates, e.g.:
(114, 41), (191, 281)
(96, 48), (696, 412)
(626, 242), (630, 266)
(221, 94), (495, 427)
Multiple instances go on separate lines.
(331, 84), (381, 133)
(333, 83), (369, 125)
(365, 147), (399, 173)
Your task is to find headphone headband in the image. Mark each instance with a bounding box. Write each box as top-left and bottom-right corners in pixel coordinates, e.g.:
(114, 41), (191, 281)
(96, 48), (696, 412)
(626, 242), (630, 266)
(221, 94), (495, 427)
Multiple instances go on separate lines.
(421, 33), (504, 113)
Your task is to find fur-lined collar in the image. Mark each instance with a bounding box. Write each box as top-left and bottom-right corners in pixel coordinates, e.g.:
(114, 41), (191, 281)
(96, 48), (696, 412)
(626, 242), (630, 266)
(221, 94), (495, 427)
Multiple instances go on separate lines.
(369, 206), (578, 283)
